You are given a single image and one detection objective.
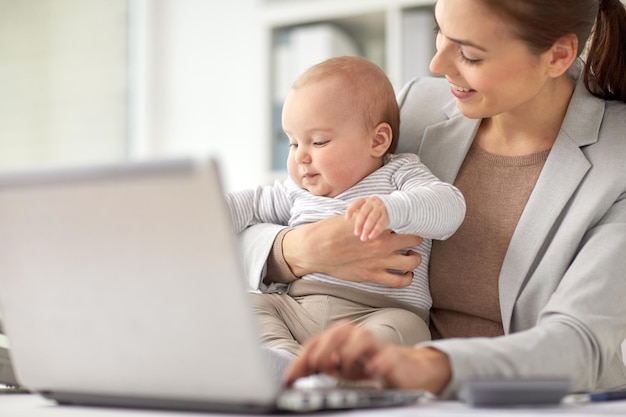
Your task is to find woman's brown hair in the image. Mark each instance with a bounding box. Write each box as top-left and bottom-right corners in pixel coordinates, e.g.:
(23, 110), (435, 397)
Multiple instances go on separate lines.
(481, 0), (626, 102)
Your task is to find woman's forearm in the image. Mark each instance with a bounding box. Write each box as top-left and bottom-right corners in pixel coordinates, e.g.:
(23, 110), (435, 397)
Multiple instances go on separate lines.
(264, 228), (299, 285)
(280, 215), (423, 287)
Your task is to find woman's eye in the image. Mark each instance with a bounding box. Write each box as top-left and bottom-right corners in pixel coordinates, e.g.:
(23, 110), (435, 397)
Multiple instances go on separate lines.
(458, 50), (482, 66)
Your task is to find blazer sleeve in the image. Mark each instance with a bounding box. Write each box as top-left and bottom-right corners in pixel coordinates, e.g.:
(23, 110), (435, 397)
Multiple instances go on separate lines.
(229, 180), (293, 291)
(239, 223), (287, 291)
(426, 194), (626, 398)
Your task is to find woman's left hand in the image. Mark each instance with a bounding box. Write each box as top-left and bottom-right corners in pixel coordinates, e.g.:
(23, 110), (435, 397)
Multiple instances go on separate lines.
(284, 320), (452, 395)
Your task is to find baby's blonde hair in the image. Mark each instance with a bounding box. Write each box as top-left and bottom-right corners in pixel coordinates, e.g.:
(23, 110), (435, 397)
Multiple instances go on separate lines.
(292, 56), (400, 153)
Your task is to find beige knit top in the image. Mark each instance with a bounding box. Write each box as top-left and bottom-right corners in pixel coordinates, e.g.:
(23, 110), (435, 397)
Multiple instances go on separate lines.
(429, 143), (550, 339)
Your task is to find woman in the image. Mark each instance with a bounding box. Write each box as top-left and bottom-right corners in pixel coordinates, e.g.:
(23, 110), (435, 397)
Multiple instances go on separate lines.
(241, 0), (626, 397)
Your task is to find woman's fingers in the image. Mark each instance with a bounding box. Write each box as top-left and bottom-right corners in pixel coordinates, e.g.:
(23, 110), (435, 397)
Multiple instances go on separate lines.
(284, 321), (381, 384)
(333, 325), (382, 379)
(284, 322), (346, 384)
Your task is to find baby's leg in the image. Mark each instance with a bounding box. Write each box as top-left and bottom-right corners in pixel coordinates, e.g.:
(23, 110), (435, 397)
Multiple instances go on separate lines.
(355, 308), (431, 345)
(249, 292), (322, 355)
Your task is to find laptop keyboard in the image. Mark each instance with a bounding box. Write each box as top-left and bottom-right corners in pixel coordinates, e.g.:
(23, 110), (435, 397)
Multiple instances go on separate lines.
(277, 387), (429, 412)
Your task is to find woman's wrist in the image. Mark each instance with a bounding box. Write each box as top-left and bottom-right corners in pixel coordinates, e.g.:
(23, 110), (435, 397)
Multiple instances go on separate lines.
(281, 226), (312, 277)
(264, 228), (300, 285)
(418, 347), (453, 395)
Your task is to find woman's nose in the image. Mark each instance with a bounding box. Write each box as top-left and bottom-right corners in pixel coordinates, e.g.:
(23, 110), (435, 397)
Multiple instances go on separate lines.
(429, 35), (456, 77)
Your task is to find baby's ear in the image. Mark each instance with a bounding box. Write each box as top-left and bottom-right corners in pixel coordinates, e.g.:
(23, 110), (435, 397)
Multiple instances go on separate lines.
(371, 122), (393, 157)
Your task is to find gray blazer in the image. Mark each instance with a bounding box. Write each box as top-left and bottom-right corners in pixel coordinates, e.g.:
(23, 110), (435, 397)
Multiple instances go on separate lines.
(241, 62), (626, 397)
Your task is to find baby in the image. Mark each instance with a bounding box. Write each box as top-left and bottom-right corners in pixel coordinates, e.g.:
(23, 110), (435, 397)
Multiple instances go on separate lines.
(226, 56), (465, 358)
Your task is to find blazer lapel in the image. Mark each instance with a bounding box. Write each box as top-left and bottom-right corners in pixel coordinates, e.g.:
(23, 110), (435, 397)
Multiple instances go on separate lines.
(418, 100), (480, 183)
(498, 80), (606, 333)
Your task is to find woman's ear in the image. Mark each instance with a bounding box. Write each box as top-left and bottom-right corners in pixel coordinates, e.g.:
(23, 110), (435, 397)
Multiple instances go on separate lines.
(544, 33), (578, 77)
(371, 122), (393, 157)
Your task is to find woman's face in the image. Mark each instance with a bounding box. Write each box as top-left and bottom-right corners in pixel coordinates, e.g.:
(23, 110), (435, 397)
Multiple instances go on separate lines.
(429, 0), (554, 119)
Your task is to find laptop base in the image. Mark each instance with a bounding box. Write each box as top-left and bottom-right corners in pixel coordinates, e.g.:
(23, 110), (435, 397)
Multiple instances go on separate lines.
(42, 387), (427, 414)
(42, 391), (278, 414)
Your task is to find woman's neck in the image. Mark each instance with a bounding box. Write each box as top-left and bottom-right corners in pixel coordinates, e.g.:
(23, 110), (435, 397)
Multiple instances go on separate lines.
(475, 75), (576, 156)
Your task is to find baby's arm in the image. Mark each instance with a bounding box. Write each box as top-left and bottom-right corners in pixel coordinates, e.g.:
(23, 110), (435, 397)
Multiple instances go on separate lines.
(345, 197), (389, 241)
(383, 155), (465, 239)
(225, 180), (293, 233)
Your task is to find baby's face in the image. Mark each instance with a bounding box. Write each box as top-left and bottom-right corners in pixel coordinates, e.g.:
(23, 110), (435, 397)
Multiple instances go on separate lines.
(282, 78), (382, 197)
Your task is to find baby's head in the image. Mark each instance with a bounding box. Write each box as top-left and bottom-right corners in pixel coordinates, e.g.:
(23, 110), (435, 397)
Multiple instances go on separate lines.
(290, 56), (400, 154)
(283, 56), (400, 197)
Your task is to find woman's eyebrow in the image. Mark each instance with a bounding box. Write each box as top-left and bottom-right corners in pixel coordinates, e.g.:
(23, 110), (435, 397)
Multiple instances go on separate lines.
(448, 36), (488, 52)
(434, 16), (489, 52)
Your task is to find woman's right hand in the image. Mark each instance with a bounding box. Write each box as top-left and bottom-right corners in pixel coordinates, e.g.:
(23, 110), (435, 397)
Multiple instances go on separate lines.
(284, 321), (452, 394)
(282, 214), (422, 287)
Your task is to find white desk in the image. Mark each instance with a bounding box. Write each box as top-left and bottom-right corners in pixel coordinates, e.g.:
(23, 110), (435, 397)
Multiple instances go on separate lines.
(2, 393), (626, 417)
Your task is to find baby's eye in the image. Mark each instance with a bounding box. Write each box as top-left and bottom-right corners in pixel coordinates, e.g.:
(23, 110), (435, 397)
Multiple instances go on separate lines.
(289, 143), (298, 149)
(313, 140), (330, 147)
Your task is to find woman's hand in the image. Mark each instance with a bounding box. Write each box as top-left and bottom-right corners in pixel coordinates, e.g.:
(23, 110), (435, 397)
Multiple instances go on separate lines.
(282, 215), (422, 287)
(284, 321), (452, 395)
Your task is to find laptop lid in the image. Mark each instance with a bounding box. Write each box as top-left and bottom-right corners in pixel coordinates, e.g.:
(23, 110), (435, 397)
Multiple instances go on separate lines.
(0, 158), (426, 413)
(0, 158), (282, 410)
(0, 324), (18, 387)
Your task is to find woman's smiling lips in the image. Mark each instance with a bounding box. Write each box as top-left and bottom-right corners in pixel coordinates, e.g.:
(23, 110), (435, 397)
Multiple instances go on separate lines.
(449, 81), (476, 99)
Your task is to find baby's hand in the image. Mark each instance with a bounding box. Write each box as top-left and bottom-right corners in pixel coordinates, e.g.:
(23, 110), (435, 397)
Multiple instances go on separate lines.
(345, 197), (390, 241)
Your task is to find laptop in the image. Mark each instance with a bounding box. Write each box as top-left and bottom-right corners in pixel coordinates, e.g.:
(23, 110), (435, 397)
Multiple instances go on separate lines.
(0, 158), (426, 413)
(0, 318), (18, 387)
